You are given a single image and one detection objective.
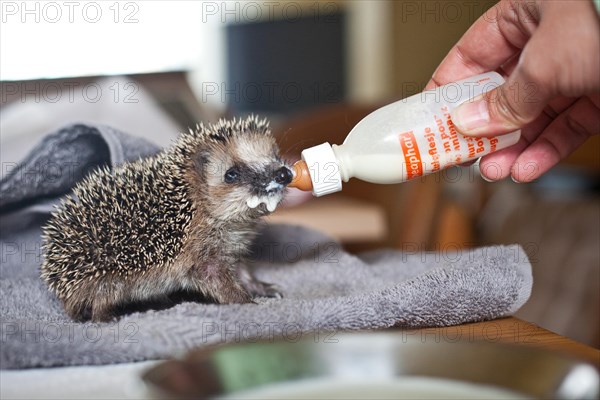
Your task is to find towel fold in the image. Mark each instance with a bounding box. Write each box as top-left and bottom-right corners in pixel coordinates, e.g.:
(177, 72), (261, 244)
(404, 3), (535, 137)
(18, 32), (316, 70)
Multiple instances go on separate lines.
(0, 124), (532, 369)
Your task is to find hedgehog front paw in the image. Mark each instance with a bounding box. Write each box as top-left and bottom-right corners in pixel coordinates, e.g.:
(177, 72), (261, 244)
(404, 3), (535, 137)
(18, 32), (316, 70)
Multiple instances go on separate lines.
(237, 263), (283, 299)
(248, 280), (283, 299)
(216, 286), (253, 304)
(64, 297), (117, 322)
(242, 279), (283, 299)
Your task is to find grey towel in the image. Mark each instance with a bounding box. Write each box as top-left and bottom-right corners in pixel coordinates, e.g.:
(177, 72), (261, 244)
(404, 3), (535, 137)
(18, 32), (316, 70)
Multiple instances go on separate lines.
(0, 124), (532, 369)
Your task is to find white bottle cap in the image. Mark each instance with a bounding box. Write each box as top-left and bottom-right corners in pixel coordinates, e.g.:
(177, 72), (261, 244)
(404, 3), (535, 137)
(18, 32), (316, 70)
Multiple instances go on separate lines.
(301, 142), (342, 197)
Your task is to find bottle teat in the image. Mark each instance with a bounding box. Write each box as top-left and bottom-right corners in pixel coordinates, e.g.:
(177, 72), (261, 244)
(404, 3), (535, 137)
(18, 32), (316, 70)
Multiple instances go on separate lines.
(288, 160), (313, 191)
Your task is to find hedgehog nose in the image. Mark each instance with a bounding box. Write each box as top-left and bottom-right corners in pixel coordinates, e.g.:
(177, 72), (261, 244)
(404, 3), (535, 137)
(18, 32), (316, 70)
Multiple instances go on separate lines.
(274, 167), (293, 185)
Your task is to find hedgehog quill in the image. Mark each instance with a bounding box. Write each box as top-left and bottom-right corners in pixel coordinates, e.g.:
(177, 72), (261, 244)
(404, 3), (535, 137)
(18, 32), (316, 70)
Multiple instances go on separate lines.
(41, 116), (293, 322)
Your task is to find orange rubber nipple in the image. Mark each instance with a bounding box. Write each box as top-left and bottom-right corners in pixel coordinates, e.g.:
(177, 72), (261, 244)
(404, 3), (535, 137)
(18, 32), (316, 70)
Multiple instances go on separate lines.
(288, 160), (313, 191)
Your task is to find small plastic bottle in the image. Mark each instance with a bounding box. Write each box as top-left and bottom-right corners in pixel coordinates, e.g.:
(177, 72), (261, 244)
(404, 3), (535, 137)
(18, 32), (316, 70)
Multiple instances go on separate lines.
(289, 72), (521, 196)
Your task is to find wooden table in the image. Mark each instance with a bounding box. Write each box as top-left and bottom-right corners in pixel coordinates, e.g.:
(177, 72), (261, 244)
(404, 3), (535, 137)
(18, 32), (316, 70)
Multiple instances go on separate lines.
(396, 317), (600, 367)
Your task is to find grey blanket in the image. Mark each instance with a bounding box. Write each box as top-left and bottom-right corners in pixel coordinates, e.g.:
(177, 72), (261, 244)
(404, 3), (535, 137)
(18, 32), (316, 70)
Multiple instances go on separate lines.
(0, 124), (532, 369)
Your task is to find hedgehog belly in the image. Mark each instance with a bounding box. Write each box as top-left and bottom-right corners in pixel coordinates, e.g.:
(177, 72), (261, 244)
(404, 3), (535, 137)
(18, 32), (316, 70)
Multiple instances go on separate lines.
(41, 157), (194, 302)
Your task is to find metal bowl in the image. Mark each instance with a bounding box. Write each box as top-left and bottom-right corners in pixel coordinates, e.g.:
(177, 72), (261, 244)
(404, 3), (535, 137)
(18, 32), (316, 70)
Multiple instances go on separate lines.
(142, 332), (599, 399)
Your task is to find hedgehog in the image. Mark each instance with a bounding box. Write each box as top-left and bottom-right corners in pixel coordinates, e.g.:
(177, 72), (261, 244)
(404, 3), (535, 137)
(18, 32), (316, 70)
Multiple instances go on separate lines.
(41, 116), (293, 322)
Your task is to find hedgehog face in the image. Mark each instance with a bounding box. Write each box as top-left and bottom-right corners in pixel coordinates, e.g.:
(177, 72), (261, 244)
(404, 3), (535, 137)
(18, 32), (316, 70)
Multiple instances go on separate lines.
(197, 133), (292, 220)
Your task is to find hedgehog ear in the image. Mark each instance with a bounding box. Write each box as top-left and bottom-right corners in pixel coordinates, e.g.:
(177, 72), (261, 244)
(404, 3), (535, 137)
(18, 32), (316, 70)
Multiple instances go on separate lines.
(192, 149), (211, 178)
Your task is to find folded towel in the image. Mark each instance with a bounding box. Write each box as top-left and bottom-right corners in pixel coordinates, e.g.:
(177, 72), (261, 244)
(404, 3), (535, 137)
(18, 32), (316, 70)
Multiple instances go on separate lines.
(0, 124), (532, 369)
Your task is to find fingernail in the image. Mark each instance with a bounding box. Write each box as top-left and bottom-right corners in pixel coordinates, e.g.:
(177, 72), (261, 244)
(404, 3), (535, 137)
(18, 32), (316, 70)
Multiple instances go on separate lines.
(510, 175), (521, 184)
(481, 173), (496, 183)
(452, 98), (490, 134)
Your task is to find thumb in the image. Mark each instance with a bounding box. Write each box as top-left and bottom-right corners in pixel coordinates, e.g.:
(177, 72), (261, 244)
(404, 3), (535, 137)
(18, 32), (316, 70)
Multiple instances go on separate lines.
(451, 70), (553, 137)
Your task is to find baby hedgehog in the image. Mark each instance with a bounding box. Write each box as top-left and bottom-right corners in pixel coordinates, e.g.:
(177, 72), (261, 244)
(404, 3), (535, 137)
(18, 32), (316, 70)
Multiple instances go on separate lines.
(41, 116), (293, 322)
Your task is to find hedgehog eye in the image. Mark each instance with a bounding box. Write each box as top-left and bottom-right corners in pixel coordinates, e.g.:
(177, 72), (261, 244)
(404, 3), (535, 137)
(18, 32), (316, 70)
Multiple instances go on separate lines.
(224, 167), (240, 183)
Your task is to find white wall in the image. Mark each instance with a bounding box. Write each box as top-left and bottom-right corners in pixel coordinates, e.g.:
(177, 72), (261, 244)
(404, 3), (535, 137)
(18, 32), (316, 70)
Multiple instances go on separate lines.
(1, 1), (395, 109)
(345, 0), (394, 104)
(0, 1), (204, 80)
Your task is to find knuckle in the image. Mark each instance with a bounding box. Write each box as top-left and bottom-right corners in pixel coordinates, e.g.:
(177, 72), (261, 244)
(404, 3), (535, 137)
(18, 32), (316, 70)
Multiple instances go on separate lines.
(518, 48), (553, 86)
(488, 85), (532, 126)
(564, 109), (593, 141)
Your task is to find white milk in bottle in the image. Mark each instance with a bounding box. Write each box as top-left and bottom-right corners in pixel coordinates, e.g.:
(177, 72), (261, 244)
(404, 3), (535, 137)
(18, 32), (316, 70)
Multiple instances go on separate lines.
(289, 72), (520, 196)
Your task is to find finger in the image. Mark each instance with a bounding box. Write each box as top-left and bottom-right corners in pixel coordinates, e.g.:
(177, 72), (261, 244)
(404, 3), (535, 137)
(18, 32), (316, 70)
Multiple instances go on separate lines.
(497, 52), (520, 78)
(478, 95), (579, 180)
(479, 112), (550, 181)
(512, 95), (600, 182)
(479, 138), (526, 181)
(425, 1), (538, 90)
(450, 1), (596, 138)
(451, 52), (552, 136)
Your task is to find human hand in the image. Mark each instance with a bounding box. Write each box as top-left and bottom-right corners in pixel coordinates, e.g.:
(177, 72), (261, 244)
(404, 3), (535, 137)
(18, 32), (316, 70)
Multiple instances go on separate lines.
(426, 0), (600, 182)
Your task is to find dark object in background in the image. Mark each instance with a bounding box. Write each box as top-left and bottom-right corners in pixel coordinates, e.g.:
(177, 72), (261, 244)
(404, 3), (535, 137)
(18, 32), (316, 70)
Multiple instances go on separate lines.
(226, 12), (346, 115)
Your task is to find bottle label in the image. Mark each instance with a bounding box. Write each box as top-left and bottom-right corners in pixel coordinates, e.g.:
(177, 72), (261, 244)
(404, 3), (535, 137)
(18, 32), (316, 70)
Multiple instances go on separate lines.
(399, 130), (423, 180)
(398, 105), (507, 180)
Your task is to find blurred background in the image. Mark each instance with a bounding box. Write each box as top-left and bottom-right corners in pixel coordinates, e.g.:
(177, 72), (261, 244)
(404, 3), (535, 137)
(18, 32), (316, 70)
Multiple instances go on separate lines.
(1, 0), (598, 347)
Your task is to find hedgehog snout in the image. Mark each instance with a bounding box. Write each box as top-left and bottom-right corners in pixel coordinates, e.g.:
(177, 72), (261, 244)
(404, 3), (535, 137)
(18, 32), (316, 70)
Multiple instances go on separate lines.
(263, 166), (292, 193)
(245, 165), (291, 212)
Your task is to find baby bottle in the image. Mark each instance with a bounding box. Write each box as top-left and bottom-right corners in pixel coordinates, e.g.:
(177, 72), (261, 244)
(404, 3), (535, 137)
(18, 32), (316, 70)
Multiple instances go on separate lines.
(289, 72), (520, 196)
